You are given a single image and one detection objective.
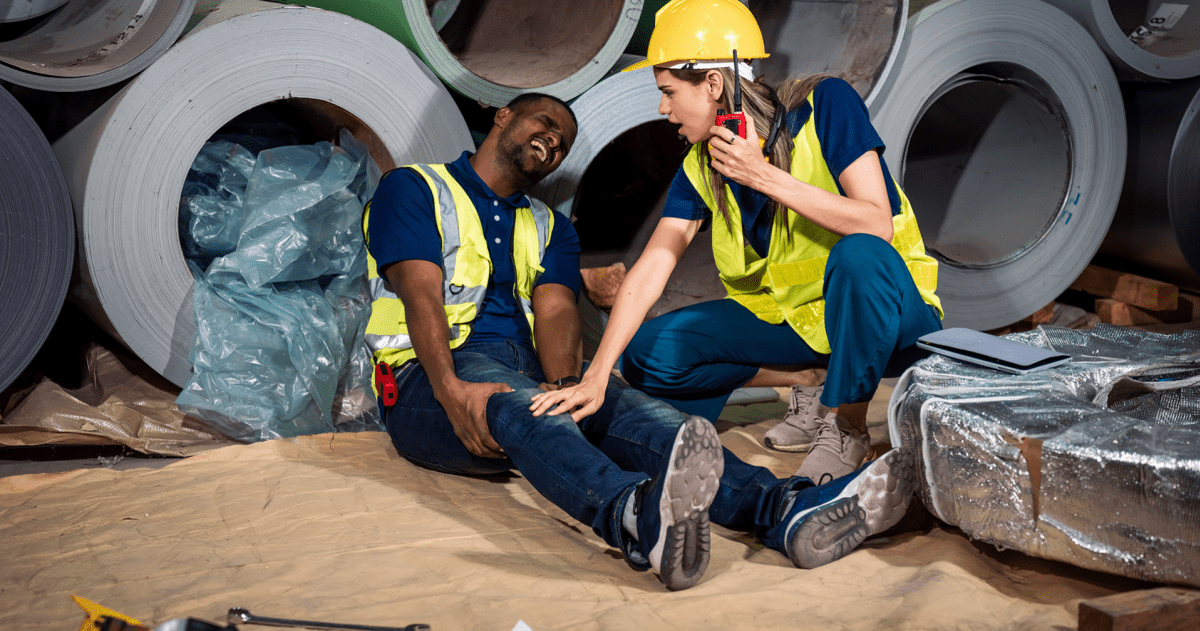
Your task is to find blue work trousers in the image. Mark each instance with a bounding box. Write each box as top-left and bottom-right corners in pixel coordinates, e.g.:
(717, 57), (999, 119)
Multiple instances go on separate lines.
(384, 339), (817, 559)
(620, 233), (943, 421)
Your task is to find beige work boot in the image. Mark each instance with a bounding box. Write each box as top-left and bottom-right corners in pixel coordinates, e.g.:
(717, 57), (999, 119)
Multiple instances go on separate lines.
(794, 412), (870, 484)
(763, 384), (828, 452)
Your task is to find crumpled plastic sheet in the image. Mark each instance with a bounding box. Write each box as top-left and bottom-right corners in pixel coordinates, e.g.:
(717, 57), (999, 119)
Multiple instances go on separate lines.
(176, 129), (384, 442)
(889, 324), (1200, 587)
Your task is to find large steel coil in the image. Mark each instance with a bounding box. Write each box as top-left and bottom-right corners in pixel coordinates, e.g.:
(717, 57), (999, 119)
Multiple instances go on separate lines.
(0, 0), (69, 22)
(1097, 77), (1200, 292)
(626, 0), (909, 108)
(870, 0), (1125, 331)
(1043, 0), (1200, 81)
(0, 0), (196, 91)
(0, 86), (73, 393)
(284, 0), (642, 107)
(749, 0), (908, 107)
(50, 0), (473, 387)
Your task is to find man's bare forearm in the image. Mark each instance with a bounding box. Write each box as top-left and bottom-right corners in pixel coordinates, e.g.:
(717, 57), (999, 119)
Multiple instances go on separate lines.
(532, 283), (583, 385)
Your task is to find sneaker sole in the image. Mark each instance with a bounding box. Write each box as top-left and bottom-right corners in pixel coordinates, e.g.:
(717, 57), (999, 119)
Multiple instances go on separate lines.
(787, 496), (869, 569)
(763, 436), (814, 453)
(784, 447), (916, 568)
(851, 447), (916, 536)
(649, 416), (724, 591)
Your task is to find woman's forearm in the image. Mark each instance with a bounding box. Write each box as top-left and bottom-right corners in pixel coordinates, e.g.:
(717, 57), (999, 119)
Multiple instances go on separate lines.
(583, 218), (699, 379)
(751, 153), (893, 241)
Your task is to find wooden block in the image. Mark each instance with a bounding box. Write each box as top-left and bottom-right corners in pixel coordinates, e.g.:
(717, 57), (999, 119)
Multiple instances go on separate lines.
(1070, 265), (1178, 311)
(580, 262), (627, 310)
(1021, 301), (1056, 325)
(1095, 294), (1197, 326)
(1078, 587), (1200, 631)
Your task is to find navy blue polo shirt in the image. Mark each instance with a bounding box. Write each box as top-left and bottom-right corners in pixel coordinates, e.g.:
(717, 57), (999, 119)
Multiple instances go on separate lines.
(366, 151), (581, 349)
(662, 77), (902, 259)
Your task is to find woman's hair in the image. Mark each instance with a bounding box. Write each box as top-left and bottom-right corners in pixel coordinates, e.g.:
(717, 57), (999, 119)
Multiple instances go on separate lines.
(668, 67), (830, 231)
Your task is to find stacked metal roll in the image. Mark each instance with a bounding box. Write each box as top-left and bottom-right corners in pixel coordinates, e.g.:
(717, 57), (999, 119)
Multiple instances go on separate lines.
(748, 0), (908, 107)
(0, 0), (68, 22)
(0, 87), (73, 394)
(49, 0), (473, 387)
(282, 0), (643, 107)
(1042, 0), (1200, 81)
(1097, 78), (1200, 291)
(869, 0), (1126, 331)
(0, 0), (197, 91)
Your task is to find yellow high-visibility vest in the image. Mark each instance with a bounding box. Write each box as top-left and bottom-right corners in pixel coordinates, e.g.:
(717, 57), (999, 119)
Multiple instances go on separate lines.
(363, 163), (553, 367)
(682, 91), (942, 354)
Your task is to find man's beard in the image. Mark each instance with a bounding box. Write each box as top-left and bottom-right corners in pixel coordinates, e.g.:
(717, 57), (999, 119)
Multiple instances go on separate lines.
(498, 132), (543, 187)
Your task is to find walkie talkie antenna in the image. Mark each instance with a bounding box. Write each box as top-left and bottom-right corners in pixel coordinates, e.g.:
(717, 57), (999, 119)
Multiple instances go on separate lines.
(732, 48), (742, 113)
(715, 48), (748, 138)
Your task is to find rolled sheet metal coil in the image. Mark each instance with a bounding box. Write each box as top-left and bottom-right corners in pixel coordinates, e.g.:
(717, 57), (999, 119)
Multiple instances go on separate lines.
(870, 0), (1125, 331)
(748, 0), (908, 107)
(51, 0), (473, 387)
(0, 0), (197, 92)
(625, 1), (907, 107)
(286, 0), (642, 107)
(888, 325), (1200, 588)
(0, 0), (70, 22)
(0, 87), (74, 393)
(530, 64), (662, 219)
(1098, 77), (1200, 291)
(1042, 0), (1200, 81)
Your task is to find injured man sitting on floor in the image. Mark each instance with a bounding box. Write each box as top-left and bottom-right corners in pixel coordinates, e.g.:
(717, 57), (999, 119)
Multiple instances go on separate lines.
(361, 92), (915, 591)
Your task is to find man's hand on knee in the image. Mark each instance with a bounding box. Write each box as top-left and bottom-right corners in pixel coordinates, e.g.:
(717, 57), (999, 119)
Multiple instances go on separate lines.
(444, 380), (512, 458)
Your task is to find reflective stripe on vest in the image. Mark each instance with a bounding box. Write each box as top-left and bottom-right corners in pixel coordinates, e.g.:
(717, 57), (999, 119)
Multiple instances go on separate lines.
(683, 90), (942, 354)
(362, 163), (554, 368)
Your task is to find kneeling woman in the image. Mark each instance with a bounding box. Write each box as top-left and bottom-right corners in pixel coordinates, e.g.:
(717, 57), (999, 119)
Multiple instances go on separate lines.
(532, 0), (943, 482)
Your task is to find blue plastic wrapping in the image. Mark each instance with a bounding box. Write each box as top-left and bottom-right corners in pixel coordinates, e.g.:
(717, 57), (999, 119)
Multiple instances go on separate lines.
(178, 140), (256, 269)
(176, 129), (383, 442)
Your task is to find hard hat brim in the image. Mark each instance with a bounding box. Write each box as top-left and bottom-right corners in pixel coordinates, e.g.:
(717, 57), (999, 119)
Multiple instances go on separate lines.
(620, 58), (656, 73)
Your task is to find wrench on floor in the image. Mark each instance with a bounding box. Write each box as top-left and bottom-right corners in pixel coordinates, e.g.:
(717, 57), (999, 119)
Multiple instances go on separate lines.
(227, 608), (430, 631)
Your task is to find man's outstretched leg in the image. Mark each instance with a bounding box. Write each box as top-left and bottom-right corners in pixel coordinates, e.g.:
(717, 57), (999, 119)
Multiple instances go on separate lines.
(626, 415), (724, 590)
(774, 447), (916, 568)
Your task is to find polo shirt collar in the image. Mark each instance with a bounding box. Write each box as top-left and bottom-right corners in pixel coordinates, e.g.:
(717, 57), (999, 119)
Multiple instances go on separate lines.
(449, 151), (533, 209)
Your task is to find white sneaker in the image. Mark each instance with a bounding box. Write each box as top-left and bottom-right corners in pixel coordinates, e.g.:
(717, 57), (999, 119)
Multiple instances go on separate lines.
(794, 412), (869, 484)
(763, 384), (827, 452)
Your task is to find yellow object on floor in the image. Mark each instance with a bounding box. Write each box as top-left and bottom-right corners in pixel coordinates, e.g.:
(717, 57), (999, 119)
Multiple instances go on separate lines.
(74, 595), (143, 631)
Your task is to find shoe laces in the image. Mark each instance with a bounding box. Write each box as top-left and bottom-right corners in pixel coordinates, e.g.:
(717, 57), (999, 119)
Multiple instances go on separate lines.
(782, 385), (821, 428)
(788, 385), (817, 415)
(809, 416), (850, 455)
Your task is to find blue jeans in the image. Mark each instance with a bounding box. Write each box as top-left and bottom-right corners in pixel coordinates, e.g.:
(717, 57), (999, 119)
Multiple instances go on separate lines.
(620, 233), (943, 421)
(384, 339), (812, 559)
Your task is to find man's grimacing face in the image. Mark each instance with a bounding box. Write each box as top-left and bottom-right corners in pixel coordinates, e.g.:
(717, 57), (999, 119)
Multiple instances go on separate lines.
(496, 98), (577, 185)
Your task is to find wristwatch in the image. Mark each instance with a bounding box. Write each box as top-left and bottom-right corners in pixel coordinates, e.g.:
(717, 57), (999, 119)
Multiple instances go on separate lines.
(554, 375), (581, 387)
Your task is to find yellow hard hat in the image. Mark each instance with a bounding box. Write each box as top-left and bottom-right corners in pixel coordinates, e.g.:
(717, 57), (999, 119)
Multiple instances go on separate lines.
(623, 0), (769, 73)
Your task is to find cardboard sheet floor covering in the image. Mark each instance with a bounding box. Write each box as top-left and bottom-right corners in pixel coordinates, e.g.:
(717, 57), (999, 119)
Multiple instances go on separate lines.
(1, 384), (1155, 631)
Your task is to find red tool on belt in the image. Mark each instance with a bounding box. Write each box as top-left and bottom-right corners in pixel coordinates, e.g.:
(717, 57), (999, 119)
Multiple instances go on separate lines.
(714, 48), (747, 139)
(374, 361), (399, 407)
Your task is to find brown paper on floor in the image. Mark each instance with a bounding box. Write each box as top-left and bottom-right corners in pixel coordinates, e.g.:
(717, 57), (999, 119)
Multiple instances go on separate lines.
(0, 344), (237, 456)
(2, 402), (1151, 630)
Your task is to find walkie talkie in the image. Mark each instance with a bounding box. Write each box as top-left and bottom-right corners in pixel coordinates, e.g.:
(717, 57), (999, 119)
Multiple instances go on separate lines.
(714, 48), (747, 139)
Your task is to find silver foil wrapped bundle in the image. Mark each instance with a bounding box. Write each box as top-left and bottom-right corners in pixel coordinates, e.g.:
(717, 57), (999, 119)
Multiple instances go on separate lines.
(888, 325), (1200, 586)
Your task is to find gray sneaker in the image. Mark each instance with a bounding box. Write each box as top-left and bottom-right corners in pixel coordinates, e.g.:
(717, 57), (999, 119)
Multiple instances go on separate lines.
(783, 447), (916, 568)
(763, 384), (827, 452)
(794, 412), (870, 483)
(635, 415), (724, 591)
